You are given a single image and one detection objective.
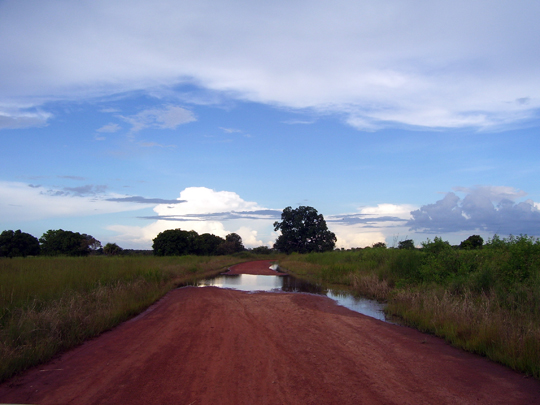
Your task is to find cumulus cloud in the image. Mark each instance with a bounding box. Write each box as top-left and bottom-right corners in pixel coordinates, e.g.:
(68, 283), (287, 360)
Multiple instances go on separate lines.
(108, 187), (276, 248)
(408, 186), (540, 235)
(1, 1), (539, 130)
(115, 193), (418, 250)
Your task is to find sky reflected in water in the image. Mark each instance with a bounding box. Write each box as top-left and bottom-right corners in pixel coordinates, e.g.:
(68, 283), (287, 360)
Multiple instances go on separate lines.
(195, 274), (389, 322)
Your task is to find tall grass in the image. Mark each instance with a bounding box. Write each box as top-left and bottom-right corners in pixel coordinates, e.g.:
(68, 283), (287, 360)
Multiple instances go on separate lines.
(279, 236), (540, 378)
(0, 255), (250, 383)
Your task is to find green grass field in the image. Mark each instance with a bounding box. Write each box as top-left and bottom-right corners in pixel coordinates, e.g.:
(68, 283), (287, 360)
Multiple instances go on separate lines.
(0, 254), (257, 383)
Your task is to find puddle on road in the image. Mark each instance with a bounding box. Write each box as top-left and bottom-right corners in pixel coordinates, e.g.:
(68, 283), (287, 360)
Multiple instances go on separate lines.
(194, 273), (391, 323)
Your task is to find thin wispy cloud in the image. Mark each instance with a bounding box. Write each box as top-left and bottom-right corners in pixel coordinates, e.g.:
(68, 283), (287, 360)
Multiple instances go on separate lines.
(96, 123), (121, 133)
(58, 175), (86, 181)
(107, 196), (185, 204)
(63, 185), (108, 197)
(282, 119), (316, 125)
(0, 110), (51, 129)
(0, 181), (147, 222)
(137, 141), (176, 148)
(220, 127), (242, 134)
(119, 106), (196, 132)
(140, 209), (282, 222)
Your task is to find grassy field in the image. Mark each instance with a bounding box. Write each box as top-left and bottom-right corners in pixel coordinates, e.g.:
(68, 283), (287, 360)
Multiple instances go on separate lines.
(279, 235), (540, 378)
(3, 241), (539, 382)
(0, 254), (261, 383)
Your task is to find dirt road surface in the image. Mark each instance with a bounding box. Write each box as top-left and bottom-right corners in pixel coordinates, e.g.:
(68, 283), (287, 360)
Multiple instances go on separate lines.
(1, 261), (539, 404)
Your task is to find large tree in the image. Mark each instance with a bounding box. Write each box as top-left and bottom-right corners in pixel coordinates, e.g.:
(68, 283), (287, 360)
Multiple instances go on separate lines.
(39, 229), (100, 256)
(193, 233), (225, 256)
(152, 229), (199, 256)
(0, 230), (40, 257)
(153, 229), (246, 256)
(460, 235), (484, 250)
(216, 233), (245, 255)
(273, 206), (336, 254)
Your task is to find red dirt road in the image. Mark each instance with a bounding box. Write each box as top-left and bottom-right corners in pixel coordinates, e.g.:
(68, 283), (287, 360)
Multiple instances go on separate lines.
(1, 261), (539, 404)
(224, 260), (282, 275)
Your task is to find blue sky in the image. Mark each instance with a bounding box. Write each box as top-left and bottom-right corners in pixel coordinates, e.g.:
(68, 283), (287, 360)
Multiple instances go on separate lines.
(1, 0), (539, 249)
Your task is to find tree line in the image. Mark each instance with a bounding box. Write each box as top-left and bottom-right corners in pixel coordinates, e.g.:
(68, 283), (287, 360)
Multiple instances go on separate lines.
(0, 205), (337, 258)
(152, 230), (245, 256)
(0, 205), (491, 258)
(0, 227), (248, 258)
(0, 229), (123, 258)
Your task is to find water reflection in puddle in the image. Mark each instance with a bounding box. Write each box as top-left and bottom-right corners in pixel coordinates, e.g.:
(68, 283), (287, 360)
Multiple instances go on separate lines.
(195, 274), (390, 322)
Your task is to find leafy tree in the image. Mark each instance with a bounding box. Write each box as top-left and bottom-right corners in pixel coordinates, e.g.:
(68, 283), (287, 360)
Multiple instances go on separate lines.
(460, 235), (483, 250)
(0, 230), (40, 257)
(273, 206), (336, 254)
(193, 233), (224, 255)
(103, 242), (123, 255)
(421, 236), (451, 254)
(215, 233), (245, 255)
(398, 239), (415, 250)
(226, 233), (244, 252)
(372, 242), (387, 249)
(81, 234), (102, 254)
(39, 229), (100, 256)
(152, 229), (199, 256)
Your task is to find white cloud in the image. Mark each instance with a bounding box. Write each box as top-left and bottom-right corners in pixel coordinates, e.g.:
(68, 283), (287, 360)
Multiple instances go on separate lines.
(1, 1), (539, 130)
(328, 203), (416, 249)
(220, 127), (242, 133)
(96, 123), (121, 133)
(120, 105), (196, 132)
(109, 187), (274, 248)
(358, 203), (415, 219)
(0, 110), (51, 129)
(154, 187), (260, 215)
(110, 191), (419, 249)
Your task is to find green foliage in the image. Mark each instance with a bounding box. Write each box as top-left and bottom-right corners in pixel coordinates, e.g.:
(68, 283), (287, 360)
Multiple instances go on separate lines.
(216, 233), (245, 255)
(0, 230), (40, 257)
(193, 233), (224, 255)
(152, 229), (244, 256)
(460, 234), (483, 250)
(487, 235), (540, 278)
(421, 236), (451, 254)
(398, 239), (415, 250)
(251, 246), (273, 254)
(103, 243), (123, 256)
(39, 229), (101, 256)
(372, 241), (387, 249)
(273, 206), (336, 254)
(152, 229), (199, 256)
